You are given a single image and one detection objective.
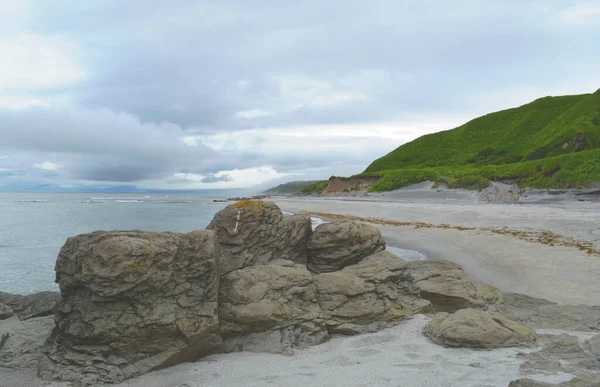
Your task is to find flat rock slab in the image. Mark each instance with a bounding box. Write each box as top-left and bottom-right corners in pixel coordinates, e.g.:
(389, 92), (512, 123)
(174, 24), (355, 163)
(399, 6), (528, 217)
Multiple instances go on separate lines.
(0, 291), (60, 321)
(423, 308), (536, 349)
(0, 316), (54, 370)
(405, 260), (502, 313)
(501, 292), (600, 331)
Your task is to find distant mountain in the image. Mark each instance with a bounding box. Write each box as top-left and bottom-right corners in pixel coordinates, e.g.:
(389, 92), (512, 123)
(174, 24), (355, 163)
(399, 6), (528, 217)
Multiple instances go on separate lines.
(263, 181), (321, 195)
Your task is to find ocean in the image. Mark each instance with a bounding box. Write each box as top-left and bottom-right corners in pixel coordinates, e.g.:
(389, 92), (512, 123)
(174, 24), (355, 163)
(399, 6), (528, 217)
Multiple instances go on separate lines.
(0, 192), (228, 294)
(0, 192), (425, 295)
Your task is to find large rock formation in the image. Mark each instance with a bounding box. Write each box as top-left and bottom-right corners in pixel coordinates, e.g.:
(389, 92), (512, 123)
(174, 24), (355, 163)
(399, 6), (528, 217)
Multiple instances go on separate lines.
(219, 260), (326, 354)
(307, 220), (386, 273)
(0, 291), (60, 321)
(207, 200), (312, 275)
(1, 200), (540, 385)
(38, 230), (222, 386)
(315, 250), (432, 334)
(405, 260), (503, 313)
(423, 308), (536, 349)
(219, 251), (432, 354)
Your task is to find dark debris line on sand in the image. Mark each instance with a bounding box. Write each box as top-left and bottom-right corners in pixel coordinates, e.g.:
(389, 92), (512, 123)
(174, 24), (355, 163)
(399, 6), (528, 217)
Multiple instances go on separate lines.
(300, 211), (600, 257)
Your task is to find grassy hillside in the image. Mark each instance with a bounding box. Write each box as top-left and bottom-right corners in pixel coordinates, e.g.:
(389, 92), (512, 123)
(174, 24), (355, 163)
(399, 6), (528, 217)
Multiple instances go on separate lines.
(263, 180), (325, 195)
(363, 88), (600, 191)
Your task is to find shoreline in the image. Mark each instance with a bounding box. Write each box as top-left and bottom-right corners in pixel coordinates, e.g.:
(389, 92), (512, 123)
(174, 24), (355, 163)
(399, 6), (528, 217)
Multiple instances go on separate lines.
(273, 196), (600, 306)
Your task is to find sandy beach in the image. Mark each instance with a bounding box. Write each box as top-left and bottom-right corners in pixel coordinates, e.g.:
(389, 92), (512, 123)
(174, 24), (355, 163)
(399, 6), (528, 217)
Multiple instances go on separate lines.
(3, 190), (600, 387)
(272, 192), (600, 306)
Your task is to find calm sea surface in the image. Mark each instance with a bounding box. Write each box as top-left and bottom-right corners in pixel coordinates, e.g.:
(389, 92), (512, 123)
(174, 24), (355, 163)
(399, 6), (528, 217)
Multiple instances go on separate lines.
(0, 192), (227, 294)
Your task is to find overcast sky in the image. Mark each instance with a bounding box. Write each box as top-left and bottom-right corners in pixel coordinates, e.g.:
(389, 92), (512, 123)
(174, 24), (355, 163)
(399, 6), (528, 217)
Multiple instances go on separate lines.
(1, 0), (599, 191)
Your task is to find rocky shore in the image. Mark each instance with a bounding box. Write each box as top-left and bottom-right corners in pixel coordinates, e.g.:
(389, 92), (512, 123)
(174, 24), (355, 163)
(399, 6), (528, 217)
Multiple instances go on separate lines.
(1, 200), (599, 386)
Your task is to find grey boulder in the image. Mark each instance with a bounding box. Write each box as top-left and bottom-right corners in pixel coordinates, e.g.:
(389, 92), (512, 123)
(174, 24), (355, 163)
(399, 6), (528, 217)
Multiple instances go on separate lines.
(38, 230), (223, 386)
(307, 220), (386, 273)
(501, 292), (600, 331)
(207, 200), (312, 275)
(405, 260), (502, 313)
(0, 291), (60, 321)
(423, 308), (536, 349)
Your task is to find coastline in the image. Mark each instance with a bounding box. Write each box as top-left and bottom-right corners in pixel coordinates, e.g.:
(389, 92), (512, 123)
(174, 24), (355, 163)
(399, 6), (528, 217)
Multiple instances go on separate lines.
(273, 194), (600, 306)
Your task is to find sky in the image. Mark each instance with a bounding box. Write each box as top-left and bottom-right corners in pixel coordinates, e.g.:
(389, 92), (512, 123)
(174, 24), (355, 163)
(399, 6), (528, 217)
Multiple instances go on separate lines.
(1, 0), (600, 191)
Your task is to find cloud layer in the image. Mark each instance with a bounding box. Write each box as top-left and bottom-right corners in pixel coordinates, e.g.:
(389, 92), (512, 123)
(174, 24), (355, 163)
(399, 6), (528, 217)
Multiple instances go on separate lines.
(1, 0), (599, 190)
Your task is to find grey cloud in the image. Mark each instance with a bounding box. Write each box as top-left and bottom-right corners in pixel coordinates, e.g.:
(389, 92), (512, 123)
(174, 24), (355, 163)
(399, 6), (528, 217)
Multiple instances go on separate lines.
(2, 1), (599, 188)
(200, 174), (233, 183)
(25, 0), (599, 130)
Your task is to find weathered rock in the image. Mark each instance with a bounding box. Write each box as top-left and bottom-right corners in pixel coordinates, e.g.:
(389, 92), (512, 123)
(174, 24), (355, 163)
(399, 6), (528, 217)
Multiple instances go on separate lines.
(501, 292), (600, 331)
(315, 250), (432, 334)
(509, 379), (557, 387)
(423, 309), (535, 349)
(0, 303), (13, 320)
(585, 334), (600, 357)
(307, 220), (386, 273)
(0, 291), (60, 320)
(38, 230), (223, 386)
(509, 380), (557, 387)
(207, 200), (312, 275)
(510, 375), (600, 387)
(405, 260), (502, 313)
(219, 251), (432, 354)
(220, 261), (316, 334)
(0, 316), (54, 370)
(518, 333), (600, 378)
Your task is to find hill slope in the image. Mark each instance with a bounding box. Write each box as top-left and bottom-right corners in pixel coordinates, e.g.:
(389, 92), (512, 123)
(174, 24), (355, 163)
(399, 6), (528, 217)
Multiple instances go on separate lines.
(361, 88), (600, 191)
(263, 181), (321, 195)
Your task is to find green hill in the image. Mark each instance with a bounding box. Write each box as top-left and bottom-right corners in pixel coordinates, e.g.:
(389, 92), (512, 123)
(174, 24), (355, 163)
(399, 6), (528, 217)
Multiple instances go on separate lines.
(263, 180), (323, 195)
(362, 88), (600, 191)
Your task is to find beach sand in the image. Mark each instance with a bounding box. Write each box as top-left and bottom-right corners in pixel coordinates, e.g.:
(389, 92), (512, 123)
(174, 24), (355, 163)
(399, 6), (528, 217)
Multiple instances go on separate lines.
(272, 195), (600, 306)
(5, 191), (599, 387)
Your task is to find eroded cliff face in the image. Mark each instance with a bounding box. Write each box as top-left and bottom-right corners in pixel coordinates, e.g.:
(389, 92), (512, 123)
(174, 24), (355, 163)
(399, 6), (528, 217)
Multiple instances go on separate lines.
(322, 176), (380, 195)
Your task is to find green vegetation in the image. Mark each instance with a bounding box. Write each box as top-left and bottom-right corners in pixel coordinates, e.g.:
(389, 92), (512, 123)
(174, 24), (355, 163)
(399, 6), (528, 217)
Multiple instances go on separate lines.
(299, 180), (328, 194)
(365, 148), (600, 192)
(363, 88), (600, 191)
(263, 181), (321, 195)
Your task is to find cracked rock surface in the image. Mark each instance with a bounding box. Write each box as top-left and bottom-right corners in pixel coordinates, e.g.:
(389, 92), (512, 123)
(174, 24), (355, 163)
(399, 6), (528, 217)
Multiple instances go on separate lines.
(37, 230), (222, 386)
(207, 200), (312, 276)
(423, 308), (536, 349)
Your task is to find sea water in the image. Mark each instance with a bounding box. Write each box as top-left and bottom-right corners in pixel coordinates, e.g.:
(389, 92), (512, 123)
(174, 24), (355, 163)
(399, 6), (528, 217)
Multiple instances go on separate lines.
(1, 193), (425, 295)
(0, 192), (228, 294)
